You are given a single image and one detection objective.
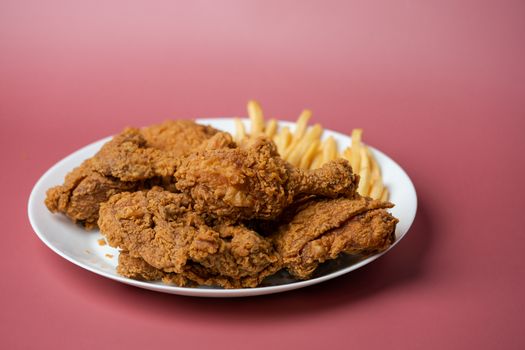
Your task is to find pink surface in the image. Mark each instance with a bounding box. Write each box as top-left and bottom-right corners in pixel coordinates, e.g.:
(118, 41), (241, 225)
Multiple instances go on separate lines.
(1, 1), (524, 349)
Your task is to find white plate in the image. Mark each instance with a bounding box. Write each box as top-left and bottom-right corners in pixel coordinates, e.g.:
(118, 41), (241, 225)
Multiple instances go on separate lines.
(28, 118), (417, 297)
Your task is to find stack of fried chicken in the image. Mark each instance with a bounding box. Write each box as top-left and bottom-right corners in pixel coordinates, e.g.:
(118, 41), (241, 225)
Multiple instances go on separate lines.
(46, 121), (398, 288)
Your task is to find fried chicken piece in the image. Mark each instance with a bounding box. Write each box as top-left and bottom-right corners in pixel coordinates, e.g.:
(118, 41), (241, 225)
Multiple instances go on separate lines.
(179, 259), (280, 289)
(117, 251), (278, 289)
(117, 251), (169, 281)
(98, 187), (281, 288)
(45, 159), (141, 229)
(272, 196), (398, 279)
(45, 120), (218, 229)
(89, 128), (171, 181)
(141, 120), (220, 158)
(175, 136), (359, 221)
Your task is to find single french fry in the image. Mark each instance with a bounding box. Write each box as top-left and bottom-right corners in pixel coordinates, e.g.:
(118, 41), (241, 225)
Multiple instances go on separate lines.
(380, 187), (389, 201)
(306, 124), (323, 142)
(234, 118), (246, 142)
(322, 136), (337, 163)
(350, 129), (362, 173)
(287, 141), (310, 166)
(293, 110), (312, 140)
(309, 150), (324, 169)
(282, 109), (312, 159)
(369, 176), (384, 200)
(357, 147), (371, 196)
(247, 100), (264, 136)
(342, 147), (352, 162)
(275, 127), (292, 156)
(366, 146), (387, 199)
(367, 147), (381, 184)
(273, 129), (284, 152)
(265, 119), (278, 138)
(299, 140), (320, 169)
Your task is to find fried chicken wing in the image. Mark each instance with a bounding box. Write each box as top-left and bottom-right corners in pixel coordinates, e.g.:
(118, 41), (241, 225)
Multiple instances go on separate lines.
(45, 120), (218, 228)
(272, 196), (398, 279)
(98, 187), (281, 288)
(175, 136), (359, 221)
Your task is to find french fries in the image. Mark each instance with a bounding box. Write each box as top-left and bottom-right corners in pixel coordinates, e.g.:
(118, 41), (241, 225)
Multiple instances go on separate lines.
(234, 118), (246, 143)
(274, 126), (292, 156)
(247, 100), (264, 137)
(264, 119), (278, 138)
(237, 100), (388, 200)
(282, 109), (312, 160)
(322, 136), (338, 163)
(349, 129), (362, 173)
(287, 124), (323, 166)
(357, 147), (371, 195)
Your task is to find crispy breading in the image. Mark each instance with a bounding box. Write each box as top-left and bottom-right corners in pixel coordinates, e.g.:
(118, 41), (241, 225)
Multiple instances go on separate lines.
(45, 159), (139, 229)
(272, 196), (398, 279)
(45, 121), (218, 229)
(98, 187), (281, 288)
(117, 251), (280, 289)
(175, 136), (359, 221)
(117, 251), (170, 281)
(141, 120), (219, 157)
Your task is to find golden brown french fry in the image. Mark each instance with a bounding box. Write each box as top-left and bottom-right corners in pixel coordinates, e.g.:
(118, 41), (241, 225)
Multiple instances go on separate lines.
(367, 147), (380, 183)
(380, 188), (389, 201)
(306, 124), (323, 141)
(366, 146), (386, 199)
(299, 140), (320, 169)
(342, 147), (352, 162)
(275, 127), (292, 156)
(234, 118), (246, 142)
(265, 119), (278, 138)
(287, 142), (310, 166)
(293, 110), (312, 140)
(287, 124), (323, 166)
(247, 100), (264, 136)
(357, 146), (371, 196)
(309, 150), (324, 169)
(350, 129), (362, 173)
(282, 110), (312, 159)
(369, 176), (384, 200)
(322, 136), (338, 163)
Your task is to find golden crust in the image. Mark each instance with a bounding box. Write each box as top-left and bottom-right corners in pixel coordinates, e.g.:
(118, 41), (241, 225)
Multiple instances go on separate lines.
(45, 120), (218, 229)
(98, 187), (281, 288)
(272, 196), (398, 279)
(175, 136), (359, 221)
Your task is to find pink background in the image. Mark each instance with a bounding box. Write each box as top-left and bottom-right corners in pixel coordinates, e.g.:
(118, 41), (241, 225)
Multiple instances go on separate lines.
(1, 1), (524, 349)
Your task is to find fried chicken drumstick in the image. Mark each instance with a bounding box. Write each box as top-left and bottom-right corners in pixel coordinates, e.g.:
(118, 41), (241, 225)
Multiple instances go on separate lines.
(45, 121), (218, 229)
(272, 196), (398, 279)
(98, 187), (281, 288)
(175, 136), (359, 221)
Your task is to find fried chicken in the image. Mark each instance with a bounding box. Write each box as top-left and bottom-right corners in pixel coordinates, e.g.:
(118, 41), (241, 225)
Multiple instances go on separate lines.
(117, 251), (169, 281)
(175, 136), (359, 221)
(117, 251), (280, 289)
(44, 159), (140, 229)
(45, 120), (218, 228)
(272, 196), (398, 279)
(98, 187), (281, 288)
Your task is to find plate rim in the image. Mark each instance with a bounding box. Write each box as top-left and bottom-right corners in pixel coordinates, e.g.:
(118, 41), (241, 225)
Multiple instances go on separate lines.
(28, 117), (418, 297)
